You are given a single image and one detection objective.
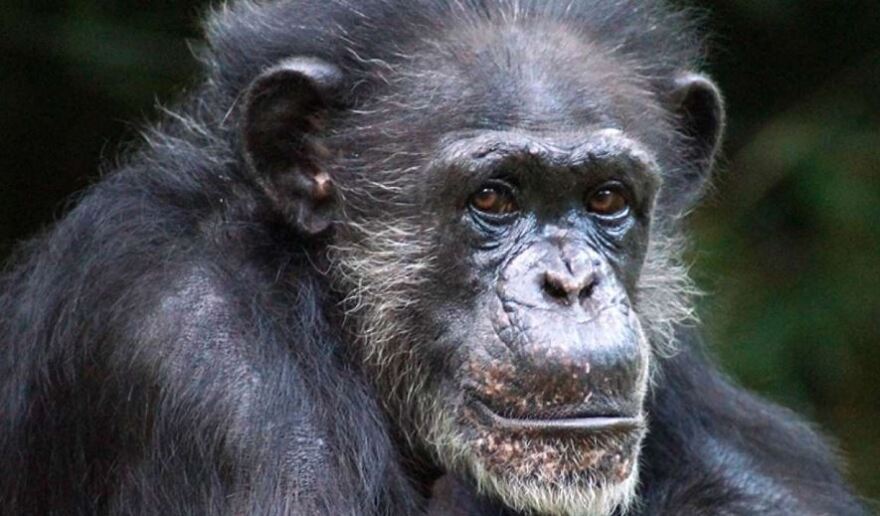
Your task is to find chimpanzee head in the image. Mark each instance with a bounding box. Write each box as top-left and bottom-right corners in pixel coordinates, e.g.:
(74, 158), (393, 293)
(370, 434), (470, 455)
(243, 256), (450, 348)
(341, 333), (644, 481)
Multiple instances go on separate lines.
(239, 4), (723, 515)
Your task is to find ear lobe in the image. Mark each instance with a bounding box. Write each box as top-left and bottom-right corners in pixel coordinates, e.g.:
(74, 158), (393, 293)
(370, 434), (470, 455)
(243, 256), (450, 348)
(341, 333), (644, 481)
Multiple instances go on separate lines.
(661, 73), (726, 213)
(242, 57), (343, 235)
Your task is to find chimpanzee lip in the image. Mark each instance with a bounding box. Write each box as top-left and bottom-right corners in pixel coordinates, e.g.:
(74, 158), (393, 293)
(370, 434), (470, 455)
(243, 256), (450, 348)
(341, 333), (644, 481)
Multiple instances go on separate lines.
(469, 399), (643, 434)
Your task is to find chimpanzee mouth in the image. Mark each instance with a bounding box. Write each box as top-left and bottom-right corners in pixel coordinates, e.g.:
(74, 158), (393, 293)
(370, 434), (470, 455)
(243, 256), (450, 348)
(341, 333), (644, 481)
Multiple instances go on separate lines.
(468, 399), (643, 434)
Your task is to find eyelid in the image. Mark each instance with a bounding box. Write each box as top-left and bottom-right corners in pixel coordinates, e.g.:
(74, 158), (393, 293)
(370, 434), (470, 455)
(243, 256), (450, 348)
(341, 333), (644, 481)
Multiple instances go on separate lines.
(483, 176), (519, 193)
(593, 179), (626, 193)
(591, 180), (633, 201)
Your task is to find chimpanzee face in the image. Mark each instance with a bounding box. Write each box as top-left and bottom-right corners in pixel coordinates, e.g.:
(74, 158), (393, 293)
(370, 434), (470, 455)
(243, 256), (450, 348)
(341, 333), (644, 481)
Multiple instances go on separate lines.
(243, 17), (722, 516)
(322, 24), (688, 515)
(416, 131), (656, 515)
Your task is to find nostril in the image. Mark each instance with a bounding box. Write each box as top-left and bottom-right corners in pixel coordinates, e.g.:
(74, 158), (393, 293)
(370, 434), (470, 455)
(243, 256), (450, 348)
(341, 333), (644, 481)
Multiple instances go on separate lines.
(543, 271), (597, 304)
(543, 272), (570, 301)
(578, 279), (597, 301)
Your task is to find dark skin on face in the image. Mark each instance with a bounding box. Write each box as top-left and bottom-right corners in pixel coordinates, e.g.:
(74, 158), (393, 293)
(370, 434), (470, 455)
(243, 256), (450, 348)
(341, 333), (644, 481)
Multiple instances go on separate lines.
(450, 131), (656, 414)
(432, 129), (660, 414)
(418, 129), (658, 486)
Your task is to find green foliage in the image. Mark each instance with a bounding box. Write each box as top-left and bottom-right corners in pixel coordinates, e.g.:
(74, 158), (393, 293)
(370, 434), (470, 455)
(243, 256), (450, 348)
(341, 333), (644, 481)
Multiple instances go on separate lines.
(687, 1), (880, 500)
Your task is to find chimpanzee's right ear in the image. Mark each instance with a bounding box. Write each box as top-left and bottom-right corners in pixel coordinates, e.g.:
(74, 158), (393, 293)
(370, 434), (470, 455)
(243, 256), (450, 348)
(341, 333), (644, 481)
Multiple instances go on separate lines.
(241, 57), (343, 236)
(658, 72), (726, 215)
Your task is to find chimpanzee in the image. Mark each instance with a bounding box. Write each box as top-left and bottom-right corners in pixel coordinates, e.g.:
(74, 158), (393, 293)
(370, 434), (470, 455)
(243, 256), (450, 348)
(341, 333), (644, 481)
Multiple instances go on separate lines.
(0, 1), (867, 515)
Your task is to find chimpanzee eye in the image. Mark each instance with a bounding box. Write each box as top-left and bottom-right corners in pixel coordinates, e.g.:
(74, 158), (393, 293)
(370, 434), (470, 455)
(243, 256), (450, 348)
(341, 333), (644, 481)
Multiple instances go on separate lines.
(469, 183), (519, 216)
(587, 184), (629, 217)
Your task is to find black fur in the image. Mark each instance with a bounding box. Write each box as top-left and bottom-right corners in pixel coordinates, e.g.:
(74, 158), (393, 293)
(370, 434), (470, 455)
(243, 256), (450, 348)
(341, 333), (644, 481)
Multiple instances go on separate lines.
(0, 1), (866, 514)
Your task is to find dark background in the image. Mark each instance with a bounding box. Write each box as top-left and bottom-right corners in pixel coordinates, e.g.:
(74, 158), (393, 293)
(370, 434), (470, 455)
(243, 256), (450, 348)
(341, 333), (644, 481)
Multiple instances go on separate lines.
(1, 1), (878, 504)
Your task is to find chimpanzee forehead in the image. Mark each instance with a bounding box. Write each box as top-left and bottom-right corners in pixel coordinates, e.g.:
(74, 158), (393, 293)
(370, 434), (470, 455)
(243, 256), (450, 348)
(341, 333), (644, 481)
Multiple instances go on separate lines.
(397, 21), (661, 134)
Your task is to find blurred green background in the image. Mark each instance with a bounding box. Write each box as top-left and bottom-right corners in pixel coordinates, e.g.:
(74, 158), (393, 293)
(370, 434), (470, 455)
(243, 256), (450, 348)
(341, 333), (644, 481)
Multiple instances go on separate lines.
(1, 0), (877, 504)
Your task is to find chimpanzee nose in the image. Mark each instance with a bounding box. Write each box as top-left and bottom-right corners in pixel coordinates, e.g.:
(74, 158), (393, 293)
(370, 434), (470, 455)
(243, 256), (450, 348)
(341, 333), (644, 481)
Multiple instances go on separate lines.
(490, 240), (647, 416)
(542, 267), (596, 304)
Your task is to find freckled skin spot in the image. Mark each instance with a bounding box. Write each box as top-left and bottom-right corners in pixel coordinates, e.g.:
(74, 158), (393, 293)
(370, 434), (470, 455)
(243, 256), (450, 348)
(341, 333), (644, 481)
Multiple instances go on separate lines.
(471, 428), (638, 484)
(615, 458), (634, 482)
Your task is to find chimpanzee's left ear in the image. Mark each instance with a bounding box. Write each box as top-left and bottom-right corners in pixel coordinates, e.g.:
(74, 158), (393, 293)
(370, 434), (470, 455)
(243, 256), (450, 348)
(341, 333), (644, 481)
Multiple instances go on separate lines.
(659, 72), (726, 213)
(241, 57), (343, 236)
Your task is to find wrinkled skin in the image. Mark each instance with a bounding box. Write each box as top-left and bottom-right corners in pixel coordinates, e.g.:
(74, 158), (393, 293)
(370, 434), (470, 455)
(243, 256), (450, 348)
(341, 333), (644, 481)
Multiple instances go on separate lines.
(409, 130), (660, 496)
